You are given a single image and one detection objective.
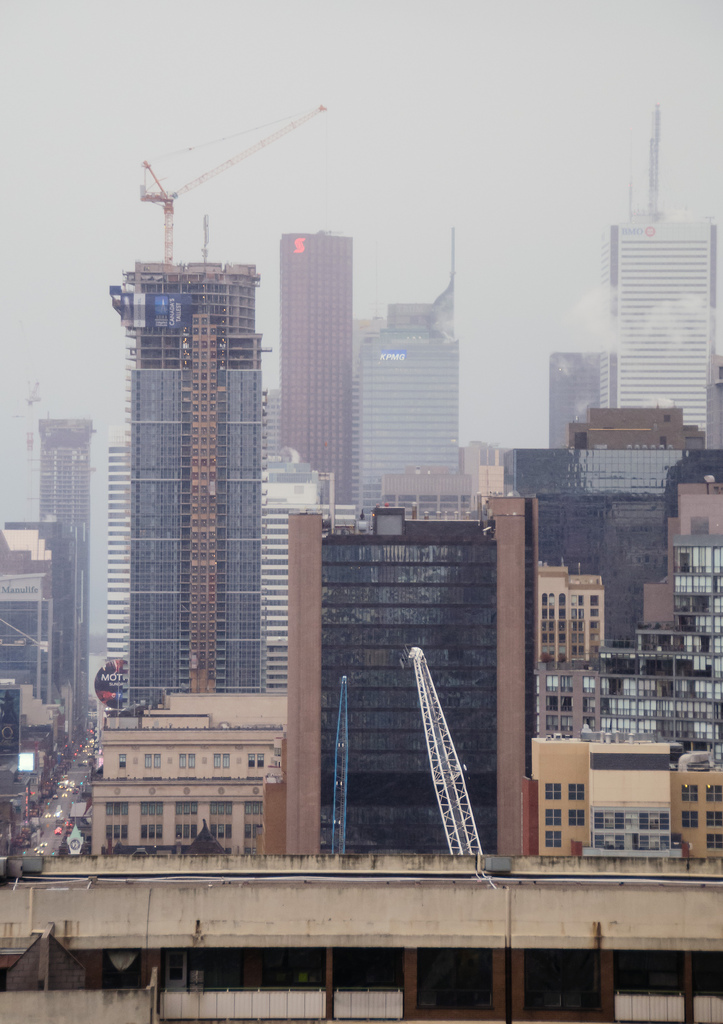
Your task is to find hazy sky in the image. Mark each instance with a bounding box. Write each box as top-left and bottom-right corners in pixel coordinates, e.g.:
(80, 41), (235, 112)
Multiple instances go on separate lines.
(2, 0), (722, 630)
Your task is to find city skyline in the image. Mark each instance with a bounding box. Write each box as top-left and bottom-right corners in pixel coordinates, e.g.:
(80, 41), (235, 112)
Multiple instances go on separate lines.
(2, 2), (723, 640)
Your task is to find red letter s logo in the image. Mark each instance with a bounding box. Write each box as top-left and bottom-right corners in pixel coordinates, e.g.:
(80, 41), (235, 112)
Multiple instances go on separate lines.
(293, 237), (306, 254)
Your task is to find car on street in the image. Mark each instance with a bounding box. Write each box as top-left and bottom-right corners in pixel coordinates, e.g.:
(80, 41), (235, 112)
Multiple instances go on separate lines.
(54, 826), (62, 835)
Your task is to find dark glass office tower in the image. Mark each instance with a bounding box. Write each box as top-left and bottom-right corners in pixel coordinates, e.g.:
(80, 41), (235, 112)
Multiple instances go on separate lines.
(110, 262), (263, 702)
(506, 448), (723, 640)
(280, 232), (353, 503)
(286, 500), (538, 857)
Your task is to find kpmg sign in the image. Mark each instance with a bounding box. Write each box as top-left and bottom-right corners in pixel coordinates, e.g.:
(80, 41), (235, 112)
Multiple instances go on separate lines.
(379, 351), (407, 361)
(0, 575), (43, 603)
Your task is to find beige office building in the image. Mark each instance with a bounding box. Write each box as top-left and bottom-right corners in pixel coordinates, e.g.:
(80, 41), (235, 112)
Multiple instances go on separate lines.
(528, 736), (723, 858)
(93, 693), (285, 855)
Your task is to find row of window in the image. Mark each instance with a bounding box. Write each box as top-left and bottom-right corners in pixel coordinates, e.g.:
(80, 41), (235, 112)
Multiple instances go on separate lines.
(682, 784), (722, 802)
(119, 753), (267, 770)
(108, 801), (262, 817)
(545, 783), (585, 800)
(682, 811), (723, 828)
(546, 809), (585, 826)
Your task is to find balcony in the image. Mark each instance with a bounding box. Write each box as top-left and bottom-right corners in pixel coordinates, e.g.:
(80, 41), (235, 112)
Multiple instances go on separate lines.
(614, 991), (684, 1021)
(334, 989), (403, 1019)
(695, 995), (723, 1023)
(160, 987), (325, 1020)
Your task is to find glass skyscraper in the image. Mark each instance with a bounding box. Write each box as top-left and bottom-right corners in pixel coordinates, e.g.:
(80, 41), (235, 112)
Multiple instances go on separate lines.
(110, 262), (263, 703)
(358, 282), (458, 508)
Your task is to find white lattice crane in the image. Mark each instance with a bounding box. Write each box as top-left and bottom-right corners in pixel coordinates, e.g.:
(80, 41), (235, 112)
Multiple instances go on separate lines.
(141, 105), (327, 264)
(407, 647), (483, 856)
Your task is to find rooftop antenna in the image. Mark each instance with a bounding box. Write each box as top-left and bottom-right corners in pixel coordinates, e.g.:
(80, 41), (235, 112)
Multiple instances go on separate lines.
(648, 103), (661, 221)
(202, 214), (209, 263)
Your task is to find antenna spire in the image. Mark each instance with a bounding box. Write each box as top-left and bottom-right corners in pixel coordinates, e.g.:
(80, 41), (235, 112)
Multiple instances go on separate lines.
(648, 103), (661, 221)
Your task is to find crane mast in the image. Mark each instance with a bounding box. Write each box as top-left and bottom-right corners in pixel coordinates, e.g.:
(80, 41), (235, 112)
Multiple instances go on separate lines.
(331, 675), (348, 854)
(407, 647), (482, 856)
(141, 104), (326, 264)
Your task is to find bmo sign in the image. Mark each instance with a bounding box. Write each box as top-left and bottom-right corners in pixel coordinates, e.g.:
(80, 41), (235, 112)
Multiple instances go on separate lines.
(622, 226), (656, 237)
(379, 351), (407, 362)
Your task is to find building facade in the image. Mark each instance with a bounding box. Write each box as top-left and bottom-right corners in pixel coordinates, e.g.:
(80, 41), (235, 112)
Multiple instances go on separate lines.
(529, 736), (723, 858)
(538, 564), (604, 663)
(106, 426), (130, 663)
(604, 219), (716, 429)
(549, 352), (604, 448)
(280, 232), (353, 503)
(111, 262), (263, 701)
(38, 419), (92, 732)
(506, 448), (723, 640)
(262, 460), (355, 693)
(92, 693), (285, 855)
(566, 406), (704, 451)
(1, 855), (723, 1024)
(286, 499), (537, 857)
(358, 288), (458, 509)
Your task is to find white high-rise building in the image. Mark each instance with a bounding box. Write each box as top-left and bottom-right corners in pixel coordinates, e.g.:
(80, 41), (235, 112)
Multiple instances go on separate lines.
(603, 219), (716, 430)
(106, 425), (130, 662)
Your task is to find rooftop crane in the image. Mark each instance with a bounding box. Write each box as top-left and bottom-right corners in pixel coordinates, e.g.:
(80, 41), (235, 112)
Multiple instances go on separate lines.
(406, 647), (483, 857)
(141, 104), (327, 264)
(331, 674), (349, 854)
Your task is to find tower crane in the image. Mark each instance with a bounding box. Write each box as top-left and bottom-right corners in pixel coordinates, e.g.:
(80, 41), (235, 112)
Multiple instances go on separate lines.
(406, 647), (483, 856)
(141, 105), (327, 265)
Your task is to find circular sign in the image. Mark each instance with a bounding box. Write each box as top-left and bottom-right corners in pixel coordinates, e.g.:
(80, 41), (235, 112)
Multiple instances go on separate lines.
(94, 659), (127, 708)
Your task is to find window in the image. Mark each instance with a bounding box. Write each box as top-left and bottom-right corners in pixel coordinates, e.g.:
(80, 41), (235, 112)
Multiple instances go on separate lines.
(248, 754), (256, 768)
(546, 696), (558, 711)
(102, 949), (141, 990)
(545, 809), (561, 826)
(560, 676), (573, 692)
(153, 754), (161, 769)
(417, 948), (492, 1008)
(693, 952), (723, 995)
(569, 809), (585, 827)
(545, 783), (561, 800)
(682, 811), (698, 828)
(560, 715), (573, 731)
(615, 951), (682, 992)
(682, 784), (698, 802)
(222, 753), (230, 768)
(569, 784), (585, 800)
(262, 948), (325, 988)
(214, 754), (221, 768)
(257, 753), (264, 768)
(119, 754), (126, 768)
(545, 830), (562, 848)
(179, 754), (186, 768)
(188, 753), (195, 769)
(245, 801), (262, 815)
(706, 785), (722, 802)
(707, 811), (723, 828)
(525, 949), (599, 1008)
(583, 676), (596, 692)
(545, 716), (558, 731)
(144, 754), (152, 769)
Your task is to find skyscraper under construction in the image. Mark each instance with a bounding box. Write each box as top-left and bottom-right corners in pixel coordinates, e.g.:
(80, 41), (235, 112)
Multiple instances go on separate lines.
(110, 261), (263, 703)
